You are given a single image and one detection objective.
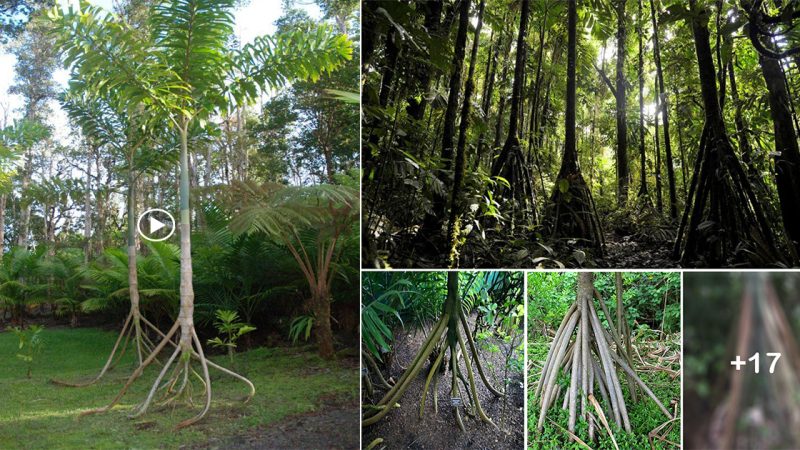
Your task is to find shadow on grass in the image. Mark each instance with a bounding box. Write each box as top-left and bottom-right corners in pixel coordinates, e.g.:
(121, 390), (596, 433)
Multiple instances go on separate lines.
(0, 327), (358, 449)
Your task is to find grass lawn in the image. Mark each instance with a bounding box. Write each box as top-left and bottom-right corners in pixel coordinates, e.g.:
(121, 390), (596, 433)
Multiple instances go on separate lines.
(0, 326), (358, 449)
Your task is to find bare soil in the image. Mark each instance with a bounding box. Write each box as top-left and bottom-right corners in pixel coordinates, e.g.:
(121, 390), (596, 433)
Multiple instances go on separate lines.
(363, 321), (524, 450)
(187, 355), (360, 450)
(189, 402), (359, 450)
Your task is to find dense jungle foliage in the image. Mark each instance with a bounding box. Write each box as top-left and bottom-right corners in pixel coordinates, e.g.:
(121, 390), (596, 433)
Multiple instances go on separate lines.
(362, 0), (800, 268)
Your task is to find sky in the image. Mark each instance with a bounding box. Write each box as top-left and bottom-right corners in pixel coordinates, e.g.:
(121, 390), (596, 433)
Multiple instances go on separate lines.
(0, 0), (322, 140)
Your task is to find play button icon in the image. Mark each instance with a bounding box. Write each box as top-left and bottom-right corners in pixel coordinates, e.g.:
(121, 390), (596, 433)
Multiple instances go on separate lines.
(149, 217), (166, 233)
(137, 208), (175, 242)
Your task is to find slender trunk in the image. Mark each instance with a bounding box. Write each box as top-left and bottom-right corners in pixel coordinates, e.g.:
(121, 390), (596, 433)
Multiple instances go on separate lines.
(423, 0), (470, 235)
(564, 0), (578, 172)
(0, 194), (5, 257)
(84, 145), (93, 263)
(728, 59), (755, 175)
(755, 39), (800, 255)
(178, 119), (195, 350)
(675, 96), (688, 193)
(492, 0), (530, 176)
(17, 151), (31, 247)
(493, 54), (511, 150)
(615, 0), (630, 206)
(650, 0), (677, 218)
(204, 144), (212, 188)
(715, 0), (727, 110)
(475, 25), (502, 170)
(406, 1), (444, 122)
(447, 0), (485, 264)
(637, 0), (648, 197)
(654, 86), (663, 212)
(323, 142), (335, 183)
(439, 0), (470, 169)
(127, 166), (141, 361)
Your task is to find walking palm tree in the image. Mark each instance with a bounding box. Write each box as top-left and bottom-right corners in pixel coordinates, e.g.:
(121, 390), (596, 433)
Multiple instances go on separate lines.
(48, 0), (351, 428)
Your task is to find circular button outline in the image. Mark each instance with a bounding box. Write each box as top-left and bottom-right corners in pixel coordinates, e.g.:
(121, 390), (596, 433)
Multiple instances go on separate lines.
(137, 208), (176, 242)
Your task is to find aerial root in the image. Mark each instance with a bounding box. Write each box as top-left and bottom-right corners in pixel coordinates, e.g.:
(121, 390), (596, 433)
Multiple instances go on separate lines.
(362, 350), (393, 390)
(419, 341), (446, 418)
(141, 314), (255, 402)
(362, 314), (448, 426)
(78, 320), (254, 430)
(80, 321), (180, 417)
(459, 310), (504, 397)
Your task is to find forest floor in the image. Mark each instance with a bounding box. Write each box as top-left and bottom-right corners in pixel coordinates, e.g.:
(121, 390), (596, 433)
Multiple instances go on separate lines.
(0, 326), (358, 449)
(599, 229), (677, 269)
(527, 330), (681, 449)
(363, 319), (524, 449)
(378, 226), (677, 269)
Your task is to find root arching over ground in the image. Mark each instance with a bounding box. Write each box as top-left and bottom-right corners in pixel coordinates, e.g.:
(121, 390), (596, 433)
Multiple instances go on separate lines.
(79, 312), (255, 429)
(533, 273), (673, 443)
(362, 273), (505, 433)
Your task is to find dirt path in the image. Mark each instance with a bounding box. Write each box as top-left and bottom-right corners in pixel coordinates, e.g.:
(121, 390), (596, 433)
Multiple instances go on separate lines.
(189, 399), (359, 450)
(363, 320), (524, 449)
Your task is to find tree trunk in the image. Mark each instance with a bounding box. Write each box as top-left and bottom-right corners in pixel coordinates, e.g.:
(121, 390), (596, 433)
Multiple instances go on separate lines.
(406, 1), (445, 122)
(546, 0), (604, 251)
(17, 151), (31, 248)
(84, 144), (93, 263)
(447, 0), (485, 265)
(493, 48), (512, 150)
(674, 0), (777, 265)
(178, 120), (195, 352)
(475, 23), (502, 170)
(127, 165), (143, 356)
(755, 41), (800, 257)
(492, 0), (529, 176)
(615, 0), (630, 206)
(654, 89), (663, 213)
(651, 0), (677, 219)
(312, 289), (335, 359)
(0, 194), (5, 257)
(421, 0), (470, 238)
(564, 2), (578, 172)
(490, 0), (536, 224)
(728, 59), (755, 176)
(637, 0), (648, 198)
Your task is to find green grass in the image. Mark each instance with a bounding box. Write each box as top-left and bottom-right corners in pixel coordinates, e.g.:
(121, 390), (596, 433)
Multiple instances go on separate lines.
(0, 327), (357, 449)
(527, 334), (681, 450)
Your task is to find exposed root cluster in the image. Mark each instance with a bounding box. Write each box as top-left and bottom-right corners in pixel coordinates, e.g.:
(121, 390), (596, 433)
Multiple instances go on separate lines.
(546, 170), (605, 253)
(674, 122), (778, 266)
(363, 275), (504, 431)
(534, 273), (672, 442)
(53, 308), (254, 430)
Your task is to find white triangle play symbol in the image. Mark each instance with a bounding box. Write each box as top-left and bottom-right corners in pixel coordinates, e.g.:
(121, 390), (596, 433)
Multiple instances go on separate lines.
(149, 216), (166, 233)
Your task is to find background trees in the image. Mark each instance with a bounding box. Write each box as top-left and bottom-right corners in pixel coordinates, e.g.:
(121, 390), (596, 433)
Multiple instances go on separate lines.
(0, 0), (360, 430)
(363, 0), (800, 268)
